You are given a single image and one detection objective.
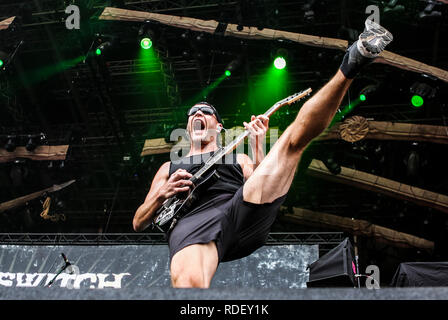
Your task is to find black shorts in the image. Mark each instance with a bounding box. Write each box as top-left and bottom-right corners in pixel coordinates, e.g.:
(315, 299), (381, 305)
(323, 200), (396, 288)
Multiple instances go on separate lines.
(168, 185), (287, 263)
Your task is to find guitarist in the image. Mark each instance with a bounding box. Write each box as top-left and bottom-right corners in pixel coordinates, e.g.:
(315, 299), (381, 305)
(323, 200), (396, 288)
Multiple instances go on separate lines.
(133, 19), (393, 288)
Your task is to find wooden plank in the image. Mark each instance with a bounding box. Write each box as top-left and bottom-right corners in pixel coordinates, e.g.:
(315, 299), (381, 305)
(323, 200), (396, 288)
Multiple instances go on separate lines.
(99, 7), (448, 83)
(0, 180), (76, 213)
(318, 120), (448, 144)
(308, 159), (448, 214)
(280, 206), (434, 251)
(0, 16), (15, 31)
(0, 145), (69, 163)
(140, 138), (173, 156)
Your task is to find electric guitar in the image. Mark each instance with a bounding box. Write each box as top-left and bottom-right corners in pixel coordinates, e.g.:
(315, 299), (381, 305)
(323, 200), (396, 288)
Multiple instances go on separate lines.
(152, 88), (312, 233)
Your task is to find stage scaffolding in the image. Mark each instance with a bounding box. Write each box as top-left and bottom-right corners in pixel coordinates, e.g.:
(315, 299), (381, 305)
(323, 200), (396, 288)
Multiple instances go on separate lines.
(0, 232), (343, 255)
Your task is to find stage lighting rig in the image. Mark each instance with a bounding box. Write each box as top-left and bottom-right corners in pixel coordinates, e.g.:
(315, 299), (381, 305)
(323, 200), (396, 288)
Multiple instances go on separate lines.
(302, 0), (315, 23)
(4, 135), (17, 152)
(1, 132), (47, 152)
(359, 84), (379, 102)
(25, 135), (38, 151)
(83, 34), (115, 61)
(0, 40), (23, 72)
(96, 41), (113, 56)
(225, 57), (242, 77)
(419, 1), (443, 19)
(322, 156), (341, 175)
(270, 48), (289, 70)
(410, 82), (437, 108)
(138, 20), (156, 50)
(383, 0), (405, 14)
(25, 133), (46, 152)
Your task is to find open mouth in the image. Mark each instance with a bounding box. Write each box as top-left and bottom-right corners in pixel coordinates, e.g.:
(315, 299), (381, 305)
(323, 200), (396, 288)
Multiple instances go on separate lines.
(193, 118), (206, 132)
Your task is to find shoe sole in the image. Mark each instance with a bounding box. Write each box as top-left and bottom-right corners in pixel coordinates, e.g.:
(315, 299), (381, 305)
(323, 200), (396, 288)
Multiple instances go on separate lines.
(360, 22), (393, 55)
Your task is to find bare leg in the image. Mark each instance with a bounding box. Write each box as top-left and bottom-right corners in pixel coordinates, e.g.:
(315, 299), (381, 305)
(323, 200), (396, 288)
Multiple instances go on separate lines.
(170, 241), (218, 288)
(243, 70), (352, 204)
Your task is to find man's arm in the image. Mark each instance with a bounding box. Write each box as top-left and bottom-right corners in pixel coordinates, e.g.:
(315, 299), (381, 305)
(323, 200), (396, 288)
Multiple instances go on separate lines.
(133, 162), (193, 232)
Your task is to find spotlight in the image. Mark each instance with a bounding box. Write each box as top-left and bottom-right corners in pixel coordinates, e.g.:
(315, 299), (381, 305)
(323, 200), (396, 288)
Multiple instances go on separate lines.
(225, 57), (242, 77)
(0, 50), (8, 70)
(180, 31), (189, 39)
(419, 1), (442, 19)
(182, 50), (191, 60)
(95, 41), (112, 56)
(138, 21), (155, 50)
(411, 95), (424, 108)
(359, 84), (378, 102)
(274, 57), (286, 70)
(272, 48), (288, 70)
(410, 82), (436, 108)
(302, 0), (315, 23)
(0, 41), (23, 71)
(195, 33), (205, 42)
(383, 0), (405, 14)
(140, 37), (152, 50)
(322, 157), (341, 175)
(25, 135), (38, 152)
(4, 135), (16, 152)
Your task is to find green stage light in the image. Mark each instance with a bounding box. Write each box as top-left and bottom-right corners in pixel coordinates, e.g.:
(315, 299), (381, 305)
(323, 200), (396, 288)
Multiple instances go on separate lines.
(411, 95), (424, 107)
(274, 57), (286, 70)
(225, 70), (231, 77)
(95, 48), (102, 56)
(0, 59), (3, 67)
(140, 37), (152, 50)
(360, 94), (366, 101)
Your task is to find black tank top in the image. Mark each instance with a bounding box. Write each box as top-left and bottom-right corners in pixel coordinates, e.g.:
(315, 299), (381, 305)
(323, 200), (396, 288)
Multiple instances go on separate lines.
(169, 151), (244, 204)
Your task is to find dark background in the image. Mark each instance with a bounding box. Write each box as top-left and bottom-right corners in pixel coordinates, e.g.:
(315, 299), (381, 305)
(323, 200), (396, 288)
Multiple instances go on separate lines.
(1, 0), (448, 285)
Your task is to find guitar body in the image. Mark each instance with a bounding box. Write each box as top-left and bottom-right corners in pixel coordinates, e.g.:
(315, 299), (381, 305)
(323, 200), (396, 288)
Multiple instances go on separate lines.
(153, 169), (221, 233)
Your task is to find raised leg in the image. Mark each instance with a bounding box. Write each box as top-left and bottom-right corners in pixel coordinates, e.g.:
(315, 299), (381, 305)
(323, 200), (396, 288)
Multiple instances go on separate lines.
(243, 19), (393, 205)
(243, 70), (352, 204)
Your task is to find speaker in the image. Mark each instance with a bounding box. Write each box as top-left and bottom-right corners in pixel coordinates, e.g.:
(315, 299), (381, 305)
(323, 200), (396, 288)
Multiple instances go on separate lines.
(306, 237), (356, 287)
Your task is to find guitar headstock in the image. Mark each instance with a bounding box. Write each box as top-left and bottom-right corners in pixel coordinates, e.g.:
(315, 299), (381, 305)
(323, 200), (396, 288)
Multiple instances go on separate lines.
(278, 88), (312, 107)
(263, 88), (313, 118)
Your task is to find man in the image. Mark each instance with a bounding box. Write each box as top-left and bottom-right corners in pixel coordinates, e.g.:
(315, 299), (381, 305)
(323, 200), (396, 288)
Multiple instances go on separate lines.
(133, 19), (393, 288)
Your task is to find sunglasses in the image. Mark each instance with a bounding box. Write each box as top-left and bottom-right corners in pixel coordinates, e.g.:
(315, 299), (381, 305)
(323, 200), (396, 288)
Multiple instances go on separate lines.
(187, 106), (216, 117)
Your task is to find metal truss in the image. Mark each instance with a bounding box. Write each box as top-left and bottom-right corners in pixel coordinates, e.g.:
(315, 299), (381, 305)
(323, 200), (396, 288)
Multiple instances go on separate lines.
(105, 0), (239, 14)
(0, 0), (239, 28)
(266, 232), (344, 253)
(0, 232), (343, 248)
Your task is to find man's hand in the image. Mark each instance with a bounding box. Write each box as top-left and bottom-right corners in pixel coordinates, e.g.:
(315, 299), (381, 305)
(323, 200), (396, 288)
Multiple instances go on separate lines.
(243, 115), (269, 146)
(156, 168), (193, 201)
(243, 115), (269, 166)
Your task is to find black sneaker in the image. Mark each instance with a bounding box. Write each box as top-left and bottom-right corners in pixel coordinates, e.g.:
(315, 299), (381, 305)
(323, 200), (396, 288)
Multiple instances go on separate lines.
(339, 19), (393, 78)
(357, 19), (393, 58)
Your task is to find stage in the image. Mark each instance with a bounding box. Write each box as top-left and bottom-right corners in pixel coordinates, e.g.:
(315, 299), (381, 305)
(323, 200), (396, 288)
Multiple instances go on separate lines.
(1, 286), (448, 300)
